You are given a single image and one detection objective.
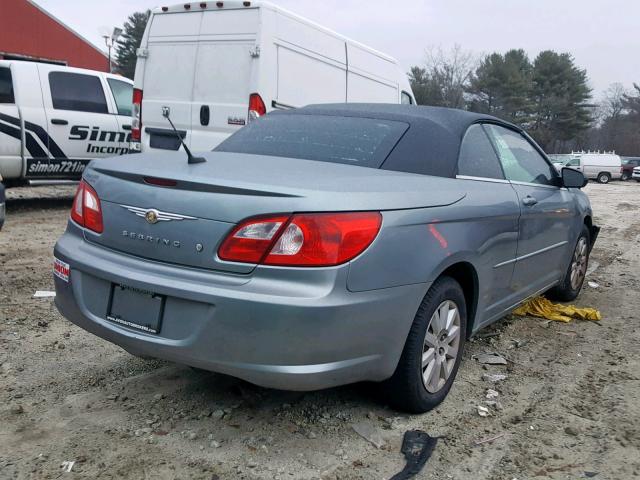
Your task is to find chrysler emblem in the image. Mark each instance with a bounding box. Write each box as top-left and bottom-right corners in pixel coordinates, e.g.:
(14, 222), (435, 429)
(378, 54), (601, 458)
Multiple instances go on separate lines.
(121, 205), (197, 223)
(145, 210), (159, 224)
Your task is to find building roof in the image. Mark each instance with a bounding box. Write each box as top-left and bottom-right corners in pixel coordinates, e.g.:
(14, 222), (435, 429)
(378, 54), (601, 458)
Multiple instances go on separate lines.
(0, 0), (108, 71)
(27, 0), (107, 59)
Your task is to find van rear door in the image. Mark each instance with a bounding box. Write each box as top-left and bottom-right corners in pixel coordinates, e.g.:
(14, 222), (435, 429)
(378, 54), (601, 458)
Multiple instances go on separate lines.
(142, 12), (201, 151)
(189, 8), (259, 151)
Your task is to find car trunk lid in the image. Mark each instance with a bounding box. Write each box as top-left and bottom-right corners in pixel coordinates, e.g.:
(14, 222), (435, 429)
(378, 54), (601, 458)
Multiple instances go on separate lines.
(82, 151), (466, 273)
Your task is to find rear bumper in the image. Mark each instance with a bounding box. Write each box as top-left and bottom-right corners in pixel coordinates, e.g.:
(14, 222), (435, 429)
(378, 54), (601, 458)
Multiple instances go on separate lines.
(54, 227), (426, 391)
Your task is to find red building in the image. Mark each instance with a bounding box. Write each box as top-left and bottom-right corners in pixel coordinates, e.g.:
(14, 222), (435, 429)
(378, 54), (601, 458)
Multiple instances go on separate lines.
(0, 0), (108, 71)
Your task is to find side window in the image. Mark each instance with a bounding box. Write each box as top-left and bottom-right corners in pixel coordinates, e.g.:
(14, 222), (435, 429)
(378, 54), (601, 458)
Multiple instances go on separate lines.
(0, 67), (15, 104)
(107, 79), (133, 116)
(49, 72), (108, 114)
(485, 124), (557, 186)
(567, 157), (580, 167)
(401, 91), (413, 105)
(457, 124), (504, 179)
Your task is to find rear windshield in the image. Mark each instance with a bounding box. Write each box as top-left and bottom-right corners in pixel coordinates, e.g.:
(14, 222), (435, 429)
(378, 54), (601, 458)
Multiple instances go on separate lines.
(215, 114), (409, 168)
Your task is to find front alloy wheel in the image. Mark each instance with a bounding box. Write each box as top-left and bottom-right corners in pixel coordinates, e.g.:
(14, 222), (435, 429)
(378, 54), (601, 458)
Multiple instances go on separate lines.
(546, 225), (590, 302)
(570, 237), (588, 291)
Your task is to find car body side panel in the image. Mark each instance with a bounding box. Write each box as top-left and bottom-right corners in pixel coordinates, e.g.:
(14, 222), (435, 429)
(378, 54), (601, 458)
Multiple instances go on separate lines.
(348, 178), (521, 331)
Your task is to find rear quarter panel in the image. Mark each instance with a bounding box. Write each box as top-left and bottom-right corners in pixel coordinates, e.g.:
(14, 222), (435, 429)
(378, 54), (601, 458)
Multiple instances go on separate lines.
(347, 179), (521, 329)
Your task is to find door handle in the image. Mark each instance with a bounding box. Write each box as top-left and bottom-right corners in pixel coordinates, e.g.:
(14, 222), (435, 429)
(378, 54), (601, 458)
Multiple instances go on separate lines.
(522, 195), (538, 207)
(122, 125), (131, 131)
(200, 105), (210, 126)
(51, 118), (68, 125)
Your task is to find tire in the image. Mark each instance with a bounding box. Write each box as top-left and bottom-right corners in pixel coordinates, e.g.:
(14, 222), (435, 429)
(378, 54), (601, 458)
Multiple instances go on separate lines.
(546, 225), (590, 302)
(383, 276), (467, 413)
(622, 172), (630, 181)
(596, 172), (611, 184)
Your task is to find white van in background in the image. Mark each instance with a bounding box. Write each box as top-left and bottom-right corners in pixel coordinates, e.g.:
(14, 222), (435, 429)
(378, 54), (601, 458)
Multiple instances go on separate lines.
(562, 152), (622, 184)
(0, 60), (133, 184)
(131, 0), (416, 153)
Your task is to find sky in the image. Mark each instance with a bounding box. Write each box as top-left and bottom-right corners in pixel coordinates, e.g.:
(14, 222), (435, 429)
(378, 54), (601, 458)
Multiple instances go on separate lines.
(35, 0), (640, 99)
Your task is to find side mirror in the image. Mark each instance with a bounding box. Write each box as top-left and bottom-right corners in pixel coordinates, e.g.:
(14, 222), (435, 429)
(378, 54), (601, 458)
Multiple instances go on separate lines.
(561, 167), (587, 189)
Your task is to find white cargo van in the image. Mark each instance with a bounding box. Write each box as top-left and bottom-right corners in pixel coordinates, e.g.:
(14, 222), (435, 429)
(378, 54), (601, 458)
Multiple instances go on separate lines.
(563, 152), (622, 184)
(0, 60), (133, 184)
(131, 0), (416, 153)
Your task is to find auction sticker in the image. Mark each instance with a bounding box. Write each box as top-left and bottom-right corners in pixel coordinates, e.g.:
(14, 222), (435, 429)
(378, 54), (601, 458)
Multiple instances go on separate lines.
(54, 258), (70, 283)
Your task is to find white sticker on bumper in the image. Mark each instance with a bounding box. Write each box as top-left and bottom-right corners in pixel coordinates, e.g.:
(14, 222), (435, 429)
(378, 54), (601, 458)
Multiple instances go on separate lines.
(54, 257), (70, 283)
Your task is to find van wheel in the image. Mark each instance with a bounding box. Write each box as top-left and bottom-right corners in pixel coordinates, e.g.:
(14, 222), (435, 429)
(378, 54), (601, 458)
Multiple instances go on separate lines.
(621, 172), (630, 181)
(383, 276), (466, 413)
(547, 226), (590, 302)
(597, 172), (611, 184)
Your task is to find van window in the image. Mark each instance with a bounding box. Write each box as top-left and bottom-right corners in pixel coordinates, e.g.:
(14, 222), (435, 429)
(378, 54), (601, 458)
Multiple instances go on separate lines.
(401, 91), (413, 105)
(0, 67), (15, 103)
(107, 79), (133, 116)
(215, 113), (409, 168)
(566, 157), (580, 167)
(49, 72), (108, 114)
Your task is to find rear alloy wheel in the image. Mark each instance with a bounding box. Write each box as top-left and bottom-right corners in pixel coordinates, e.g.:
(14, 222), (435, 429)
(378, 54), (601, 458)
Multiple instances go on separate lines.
(597, 172), (611, 184)
(383, 276), (467, 413)
(421, 300), (461, 393)
(547, 225), (590, 302)
(621, 172), (630, 181)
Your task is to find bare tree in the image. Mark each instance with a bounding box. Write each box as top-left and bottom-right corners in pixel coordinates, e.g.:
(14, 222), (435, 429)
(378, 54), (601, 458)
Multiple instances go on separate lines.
(409, 45), (477, 108)
(600, 83), (629, 122)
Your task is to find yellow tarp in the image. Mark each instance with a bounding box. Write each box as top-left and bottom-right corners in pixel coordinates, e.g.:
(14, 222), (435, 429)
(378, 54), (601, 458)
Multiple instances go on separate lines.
(513, 296), (602, 323)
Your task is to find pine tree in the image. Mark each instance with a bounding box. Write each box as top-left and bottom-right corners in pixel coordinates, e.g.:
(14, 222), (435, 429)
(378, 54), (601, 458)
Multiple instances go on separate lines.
(530, 51), (592, 151)
(114, 11), (151, 80)
(467, 49), (534, 126)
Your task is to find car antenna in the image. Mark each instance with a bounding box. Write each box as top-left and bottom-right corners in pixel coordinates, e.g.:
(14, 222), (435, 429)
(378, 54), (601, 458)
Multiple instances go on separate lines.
(162, 107), (206, 164)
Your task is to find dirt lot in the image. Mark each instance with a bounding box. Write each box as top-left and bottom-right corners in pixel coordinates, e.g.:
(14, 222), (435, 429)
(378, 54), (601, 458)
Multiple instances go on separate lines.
(1, 182), (639, 480)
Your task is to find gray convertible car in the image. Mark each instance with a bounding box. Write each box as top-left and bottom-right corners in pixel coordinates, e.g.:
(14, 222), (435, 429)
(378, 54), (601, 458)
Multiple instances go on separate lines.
(54, 104), (598, 412)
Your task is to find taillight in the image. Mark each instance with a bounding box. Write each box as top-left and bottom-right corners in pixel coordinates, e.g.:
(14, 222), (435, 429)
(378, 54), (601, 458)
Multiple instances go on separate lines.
(70, 180), (104, 233)
(218, 212), (381, 267)
(248, 93), (266, 122)
(131, 88), (143, 141)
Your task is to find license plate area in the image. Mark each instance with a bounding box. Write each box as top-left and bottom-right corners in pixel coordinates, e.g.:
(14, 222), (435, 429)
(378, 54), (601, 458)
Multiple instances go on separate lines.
(107, 284), (165, 334)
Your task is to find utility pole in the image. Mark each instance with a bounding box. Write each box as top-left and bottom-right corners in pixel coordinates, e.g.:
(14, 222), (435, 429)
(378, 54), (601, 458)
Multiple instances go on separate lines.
(103, 35), (111, 73)
(103, 28), (122, 73)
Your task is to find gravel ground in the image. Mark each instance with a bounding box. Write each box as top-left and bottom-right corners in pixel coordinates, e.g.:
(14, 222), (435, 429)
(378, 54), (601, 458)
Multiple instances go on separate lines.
(0, 182), (639, 480)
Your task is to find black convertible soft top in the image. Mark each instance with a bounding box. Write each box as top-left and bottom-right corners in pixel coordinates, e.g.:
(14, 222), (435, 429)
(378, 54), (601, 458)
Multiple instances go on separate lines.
(278, 104), (518, 178)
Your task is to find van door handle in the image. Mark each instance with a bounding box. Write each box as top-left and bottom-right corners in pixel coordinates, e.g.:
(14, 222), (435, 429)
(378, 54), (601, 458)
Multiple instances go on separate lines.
(122, 125), (131, 131)
(522, 195), (538, 207)
(51, 118), (68, 125)
(200, 105), (210, 126)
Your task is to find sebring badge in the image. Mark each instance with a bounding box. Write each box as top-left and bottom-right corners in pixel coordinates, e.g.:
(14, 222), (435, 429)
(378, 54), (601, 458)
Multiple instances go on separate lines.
(121, 205), (197, 223)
